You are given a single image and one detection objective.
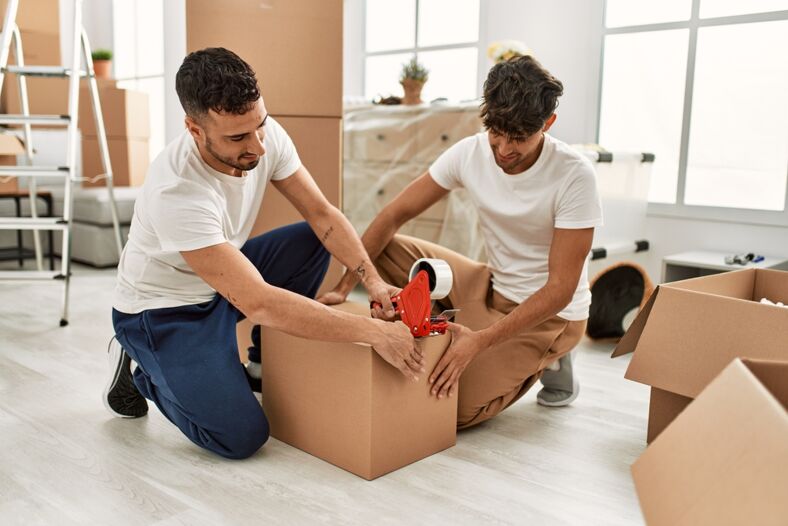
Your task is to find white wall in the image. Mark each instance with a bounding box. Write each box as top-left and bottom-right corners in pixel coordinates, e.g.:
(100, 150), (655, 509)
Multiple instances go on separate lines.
(479, 0), (605, 145)
(162, 0), (186, 143)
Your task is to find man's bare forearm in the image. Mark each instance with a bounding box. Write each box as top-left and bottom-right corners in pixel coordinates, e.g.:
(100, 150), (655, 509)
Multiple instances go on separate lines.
(332, 208), (402, 293)
(236, 282), (384, 344)
(312, 206), (397, 289)
(475, 284), (573, 350)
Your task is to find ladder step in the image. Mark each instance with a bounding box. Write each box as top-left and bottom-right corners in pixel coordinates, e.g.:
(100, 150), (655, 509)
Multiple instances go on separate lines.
(0, 114), (70, 126)
(0, 166), (69, 177)
(0, 217), (67, 230)
(3, 65), (87, 77)
(0, 270), (64, 281)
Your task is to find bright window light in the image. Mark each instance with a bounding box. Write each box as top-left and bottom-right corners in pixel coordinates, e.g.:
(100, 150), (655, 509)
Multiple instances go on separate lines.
(598, 29), (689, 203)
(605, 0), (691, 28)
(365, 0), (415, 52)
(418, 47), (478, 102)
(699, 0), (788, 18)
(684, 20), (788, 210)
(364, 53), (413, 100)
(417, 0), (479, 47)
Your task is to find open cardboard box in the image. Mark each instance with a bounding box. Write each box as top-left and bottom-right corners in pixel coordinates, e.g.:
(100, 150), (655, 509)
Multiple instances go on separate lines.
(260, 302), (457, 480)
(613, 268), (788, 442)
(632, 358), (788, 525)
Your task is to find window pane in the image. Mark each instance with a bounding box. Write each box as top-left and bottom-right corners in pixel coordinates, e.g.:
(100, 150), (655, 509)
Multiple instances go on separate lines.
(365, 0), (415, 52)
(364, 53), (413, 100)
(112, 0), (136, 79)
(598, 30), (689, 203)
(418, 0), (479, 47)
(418, 47), (478, 102)
(685, 20), (788, 211)
(700, 0), (788, 18)
(134, 0), (164, 77)
(605, 0), (691, 28)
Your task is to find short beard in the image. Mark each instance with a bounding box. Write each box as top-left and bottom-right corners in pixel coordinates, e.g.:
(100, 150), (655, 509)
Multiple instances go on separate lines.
(205, 136), (260, 172)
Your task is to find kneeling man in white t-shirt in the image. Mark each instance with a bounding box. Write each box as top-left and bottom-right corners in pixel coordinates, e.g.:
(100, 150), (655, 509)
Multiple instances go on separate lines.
(104, 48), (423, 458)
(320, 55), (602, 428)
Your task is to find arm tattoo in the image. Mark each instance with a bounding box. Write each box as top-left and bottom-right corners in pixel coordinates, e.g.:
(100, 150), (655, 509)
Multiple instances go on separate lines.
(225, 292), (241, 308)
(355, 263), (366, 280)
(321, 226), (335, 244)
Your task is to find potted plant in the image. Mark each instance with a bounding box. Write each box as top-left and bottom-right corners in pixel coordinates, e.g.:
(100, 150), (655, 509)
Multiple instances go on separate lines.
(91, 49), (113, 79)
(399, 57), (429, 105)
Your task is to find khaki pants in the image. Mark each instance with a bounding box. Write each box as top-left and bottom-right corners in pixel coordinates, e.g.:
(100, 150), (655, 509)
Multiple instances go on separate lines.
(375, 235), (586, 429)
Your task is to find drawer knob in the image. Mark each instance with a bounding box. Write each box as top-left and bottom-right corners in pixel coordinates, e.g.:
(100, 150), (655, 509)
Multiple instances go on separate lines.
(377, 189), (385, 196)
(376, 134), (385, 141)
(441, 134), (449, 141)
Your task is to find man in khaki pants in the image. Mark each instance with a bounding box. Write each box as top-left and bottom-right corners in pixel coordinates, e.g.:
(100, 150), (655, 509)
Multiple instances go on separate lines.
(320, 55), (602, 428)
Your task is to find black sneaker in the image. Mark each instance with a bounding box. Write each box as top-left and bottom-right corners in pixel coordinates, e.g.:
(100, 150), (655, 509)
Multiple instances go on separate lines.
(102, 337), (148, 418)
(243, 364), (262, 393)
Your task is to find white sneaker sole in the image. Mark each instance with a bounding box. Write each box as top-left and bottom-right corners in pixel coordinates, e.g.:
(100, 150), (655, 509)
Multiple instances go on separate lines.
(102, 338), (136, 419)
(537, 378), (580, 407)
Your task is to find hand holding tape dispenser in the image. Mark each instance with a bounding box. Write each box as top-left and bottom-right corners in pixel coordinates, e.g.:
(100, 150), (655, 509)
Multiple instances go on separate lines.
(371, 259), (458, 337)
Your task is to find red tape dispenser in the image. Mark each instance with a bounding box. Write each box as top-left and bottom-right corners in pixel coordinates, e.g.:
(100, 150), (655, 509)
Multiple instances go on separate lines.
(373, 258), (457, 338)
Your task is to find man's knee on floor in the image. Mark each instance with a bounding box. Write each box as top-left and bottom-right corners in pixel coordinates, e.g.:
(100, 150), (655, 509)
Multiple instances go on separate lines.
(203, 412), (270, 460)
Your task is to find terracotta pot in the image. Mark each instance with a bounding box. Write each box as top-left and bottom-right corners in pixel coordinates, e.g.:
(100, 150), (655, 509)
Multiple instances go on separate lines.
(400, 78), (425, 105)
(93, 59), (112, 79)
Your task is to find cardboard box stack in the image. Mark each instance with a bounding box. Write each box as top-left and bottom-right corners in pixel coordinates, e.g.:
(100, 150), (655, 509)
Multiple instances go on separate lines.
(0, 0), (67, 117)
(631, 358), (788, 525)
(186, 0), (345, 356)
(79, 85), (150, 187)
(261, 302), (457, 480)
(613, 268), (788, 443)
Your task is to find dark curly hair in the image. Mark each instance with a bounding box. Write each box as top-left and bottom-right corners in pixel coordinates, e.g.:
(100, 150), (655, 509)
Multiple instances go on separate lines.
(176, 47), (260, 120)
(481, 55), (564, 138)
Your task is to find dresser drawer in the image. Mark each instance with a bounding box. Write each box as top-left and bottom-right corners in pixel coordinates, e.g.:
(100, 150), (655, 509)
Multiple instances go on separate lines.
(415, 110), (483, 163)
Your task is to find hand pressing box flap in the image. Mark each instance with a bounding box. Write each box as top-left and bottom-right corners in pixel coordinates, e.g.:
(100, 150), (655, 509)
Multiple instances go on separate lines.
(261, 301), (457, 480)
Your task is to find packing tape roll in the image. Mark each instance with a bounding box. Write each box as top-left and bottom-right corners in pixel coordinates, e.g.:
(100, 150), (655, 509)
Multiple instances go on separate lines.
(408, 258), (453, 300)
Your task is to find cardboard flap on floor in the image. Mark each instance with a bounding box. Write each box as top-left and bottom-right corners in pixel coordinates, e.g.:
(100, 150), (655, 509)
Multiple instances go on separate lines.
(613, 269), (788, 399)
(632, 358), (788, 526)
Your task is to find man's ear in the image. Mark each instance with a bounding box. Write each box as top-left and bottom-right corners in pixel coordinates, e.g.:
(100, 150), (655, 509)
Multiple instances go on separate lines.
(185, 115), (203, 141)
(543, 113), (557, 132)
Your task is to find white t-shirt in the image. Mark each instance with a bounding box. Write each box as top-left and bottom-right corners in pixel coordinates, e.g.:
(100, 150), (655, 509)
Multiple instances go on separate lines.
(114, 118), (301, 314)
(429, 132), (603, 321)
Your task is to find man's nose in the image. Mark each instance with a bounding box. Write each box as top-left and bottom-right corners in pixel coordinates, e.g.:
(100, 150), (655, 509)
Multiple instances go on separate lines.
(248, 134), (265, 156)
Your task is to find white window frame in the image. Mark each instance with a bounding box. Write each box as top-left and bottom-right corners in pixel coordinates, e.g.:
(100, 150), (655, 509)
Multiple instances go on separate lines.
(598, 1), (788, 227)
(362, 0), (482, 100)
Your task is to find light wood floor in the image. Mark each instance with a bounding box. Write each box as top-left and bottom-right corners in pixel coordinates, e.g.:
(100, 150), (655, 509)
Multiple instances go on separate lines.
(0, 263), (648, 525)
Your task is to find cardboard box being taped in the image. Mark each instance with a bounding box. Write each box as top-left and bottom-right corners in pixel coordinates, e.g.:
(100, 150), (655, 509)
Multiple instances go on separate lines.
(632, 358), (788, 526)
(260, 302), (457, 480)
(612, 268), (788, 443)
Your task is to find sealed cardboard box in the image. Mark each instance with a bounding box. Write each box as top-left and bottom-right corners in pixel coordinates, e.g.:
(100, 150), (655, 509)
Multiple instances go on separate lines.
(186, 0), (342, 117)
(0, 30), (64, 116)
(632, 358), (788, 526)
(613, 268), (788, 442)
(0, 133), (25, 193)
(79, 86), (150, 139)
(261, 302), (457, 480)
(81, 135), (149, 187)
(0, 0), (60, 35)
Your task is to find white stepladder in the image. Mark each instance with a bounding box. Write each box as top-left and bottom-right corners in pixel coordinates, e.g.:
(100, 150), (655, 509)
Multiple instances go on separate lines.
(0, 0), (123, 326)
